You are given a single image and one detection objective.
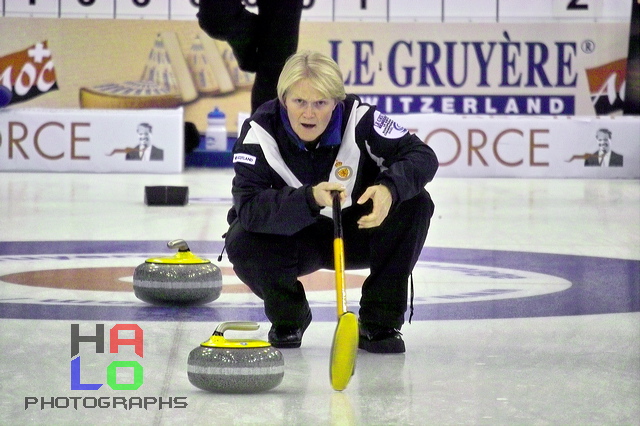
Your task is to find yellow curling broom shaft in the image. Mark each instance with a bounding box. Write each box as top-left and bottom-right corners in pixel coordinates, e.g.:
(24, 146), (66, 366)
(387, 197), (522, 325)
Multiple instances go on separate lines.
(329, 190), (358, 391)
(334, 238), (346, 316)
(332, 191), (347, 316)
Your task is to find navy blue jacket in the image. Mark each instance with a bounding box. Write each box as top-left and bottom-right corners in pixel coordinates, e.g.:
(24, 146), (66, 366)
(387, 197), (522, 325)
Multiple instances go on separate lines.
(229, 94), (438, 235)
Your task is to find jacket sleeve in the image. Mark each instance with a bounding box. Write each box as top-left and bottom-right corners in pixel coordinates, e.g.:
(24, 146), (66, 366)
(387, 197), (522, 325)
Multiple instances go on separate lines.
(230, 124), (321, 236)
(358, 106), (439, 205)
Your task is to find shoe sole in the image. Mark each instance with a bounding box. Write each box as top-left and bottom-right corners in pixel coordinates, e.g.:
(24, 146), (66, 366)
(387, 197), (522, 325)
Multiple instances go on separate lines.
(270, 340), (302, 349)
(358, 336), (405, 354)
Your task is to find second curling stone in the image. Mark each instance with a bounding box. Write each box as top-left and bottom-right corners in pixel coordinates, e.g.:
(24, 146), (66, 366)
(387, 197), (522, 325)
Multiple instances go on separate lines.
(133, 239), (222, 305)
(187, 322), (285, 393)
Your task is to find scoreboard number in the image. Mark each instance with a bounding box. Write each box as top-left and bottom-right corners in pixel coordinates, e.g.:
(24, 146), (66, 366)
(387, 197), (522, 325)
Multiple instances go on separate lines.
(567, 0), (589, 9)
(553, 0), (603, 18)
(60, 0), (113, 18)
(115, 0), (169, 19)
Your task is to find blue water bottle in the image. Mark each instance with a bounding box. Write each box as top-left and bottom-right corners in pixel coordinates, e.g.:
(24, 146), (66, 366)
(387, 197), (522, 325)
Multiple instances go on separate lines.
(205, 107), (227, 151)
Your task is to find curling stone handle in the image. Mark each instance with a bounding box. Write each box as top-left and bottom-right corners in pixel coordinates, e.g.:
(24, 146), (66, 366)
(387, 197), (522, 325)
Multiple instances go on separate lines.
(167, 239), (190, 252)
(213, 321), (260, 336)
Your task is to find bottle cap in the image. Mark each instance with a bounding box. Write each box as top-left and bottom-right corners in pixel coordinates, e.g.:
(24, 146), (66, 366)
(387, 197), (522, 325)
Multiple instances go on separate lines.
(208, 107), (225, 119)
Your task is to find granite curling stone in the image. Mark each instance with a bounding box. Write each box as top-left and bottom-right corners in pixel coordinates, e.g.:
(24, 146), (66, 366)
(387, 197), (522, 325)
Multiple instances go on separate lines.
(133, 239), (222, 305)
(187, 322), (285, 393)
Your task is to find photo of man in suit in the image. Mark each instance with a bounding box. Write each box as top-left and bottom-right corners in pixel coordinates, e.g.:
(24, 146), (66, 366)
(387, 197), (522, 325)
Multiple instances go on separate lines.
(584, 128), (623, 167)
(126, 123), (164, 161)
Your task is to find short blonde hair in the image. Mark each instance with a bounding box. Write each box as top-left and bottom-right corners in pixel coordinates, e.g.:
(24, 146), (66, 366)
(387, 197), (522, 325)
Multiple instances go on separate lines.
(277, 50), (346, 105)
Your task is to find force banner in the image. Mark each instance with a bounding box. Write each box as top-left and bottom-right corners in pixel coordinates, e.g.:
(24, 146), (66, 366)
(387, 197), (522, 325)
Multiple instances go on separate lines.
(0, 108), (184, 173)
(390, 114), (640, 178)
(0, 18), (632, 134)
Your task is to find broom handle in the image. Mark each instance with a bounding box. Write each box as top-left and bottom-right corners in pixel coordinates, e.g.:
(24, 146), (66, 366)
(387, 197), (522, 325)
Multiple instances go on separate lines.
(331, 191), (347, 317)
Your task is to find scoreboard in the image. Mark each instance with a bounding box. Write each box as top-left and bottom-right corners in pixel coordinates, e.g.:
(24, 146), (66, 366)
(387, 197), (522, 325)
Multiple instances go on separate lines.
(0, 0), (632, 22)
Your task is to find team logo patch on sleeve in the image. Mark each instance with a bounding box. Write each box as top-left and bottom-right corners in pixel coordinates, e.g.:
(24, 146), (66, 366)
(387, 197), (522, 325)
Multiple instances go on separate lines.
(373, 111), (408, 139)
(233, 153), (257, 165)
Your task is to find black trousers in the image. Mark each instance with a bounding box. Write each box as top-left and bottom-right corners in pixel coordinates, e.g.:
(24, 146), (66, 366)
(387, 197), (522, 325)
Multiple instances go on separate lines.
(197, 0), (304, 113)
(225, 190), (435, 329)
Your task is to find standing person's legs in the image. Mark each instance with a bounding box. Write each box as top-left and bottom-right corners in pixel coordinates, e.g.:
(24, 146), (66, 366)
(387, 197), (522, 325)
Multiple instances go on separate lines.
(252, 0), (304, 112)
(197, 0), (259, 72)
(198, 0), (304, 112)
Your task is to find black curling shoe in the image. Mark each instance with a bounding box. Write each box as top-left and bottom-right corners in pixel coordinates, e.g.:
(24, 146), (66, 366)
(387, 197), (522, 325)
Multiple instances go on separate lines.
(358, 323), (405, 354)
(268, 310), (312, 349)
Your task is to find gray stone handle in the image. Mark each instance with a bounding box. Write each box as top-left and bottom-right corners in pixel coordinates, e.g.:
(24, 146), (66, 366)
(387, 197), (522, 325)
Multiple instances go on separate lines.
(213, 321), (260, 336)
(167, 239), (190, 252)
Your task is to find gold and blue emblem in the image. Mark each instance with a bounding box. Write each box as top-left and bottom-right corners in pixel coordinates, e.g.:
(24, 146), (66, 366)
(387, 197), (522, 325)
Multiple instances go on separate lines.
(334, 161), (352, 181)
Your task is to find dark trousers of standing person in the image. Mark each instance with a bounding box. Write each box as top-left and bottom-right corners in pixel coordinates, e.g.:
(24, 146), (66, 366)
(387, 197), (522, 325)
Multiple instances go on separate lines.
(197, 0), (304, 113)
(225, 191), (435, 330)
